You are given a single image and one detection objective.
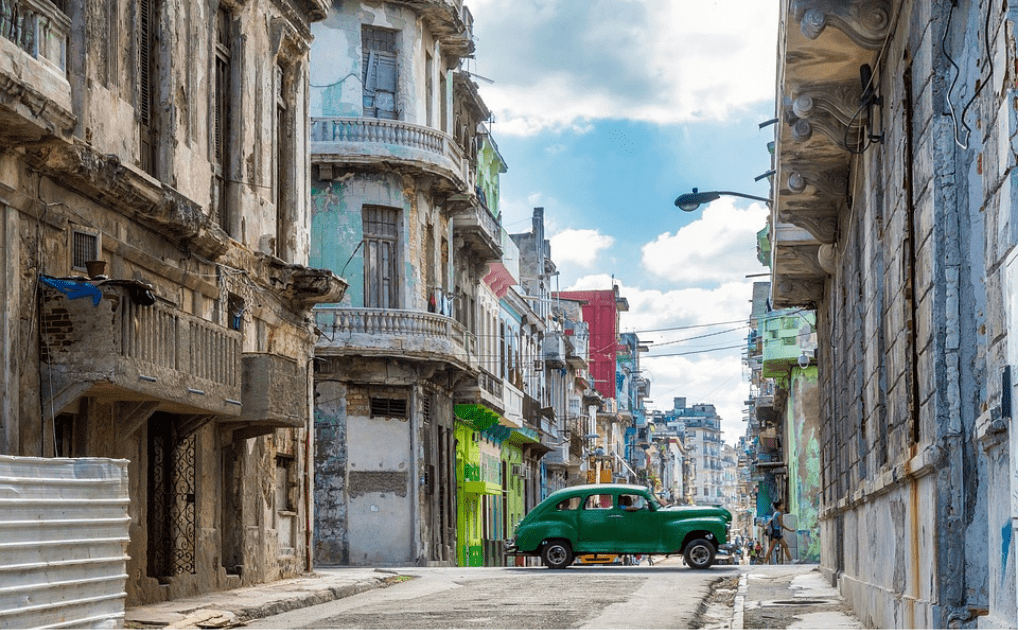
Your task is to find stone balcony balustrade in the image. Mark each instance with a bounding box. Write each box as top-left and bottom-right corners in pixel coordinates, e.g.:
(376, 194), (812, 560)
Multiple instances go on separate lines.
(40, 280), (242, 419)
(311, 117), (469, 192)
(315, 307), (475, 370)
(0, 0), (76, 146)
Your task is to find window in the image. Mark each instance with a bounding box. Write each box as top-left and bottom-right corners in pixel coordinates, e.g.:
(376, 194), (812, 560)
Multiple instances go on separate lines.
(70, 229), (99, 271)
(556, 497), (581, 511)
(618, 494), (648, 511)
(138, 0), (158, 175)
(362, 206), (400, 308)
(213, 7), (232, 232)
(370, 396), (407, 418)
(275, 61), (292, 259)
(275, 455), (296, 555)
(584, 494), (614, 510)
(425, 52), (433, 126)
(361, 26), (397, 119)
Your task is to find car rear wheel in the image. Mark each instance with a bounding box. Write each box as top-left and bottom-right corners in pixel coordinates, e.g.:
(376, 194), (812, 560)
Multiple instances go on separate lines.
(683, 539), (715, 570)
(541, 540), (574, 569)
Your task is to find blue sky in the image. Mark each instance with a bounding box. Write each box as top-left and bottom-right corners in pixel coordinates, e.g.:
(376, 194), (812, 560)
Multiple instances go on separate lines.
(468, 0), (781, 443)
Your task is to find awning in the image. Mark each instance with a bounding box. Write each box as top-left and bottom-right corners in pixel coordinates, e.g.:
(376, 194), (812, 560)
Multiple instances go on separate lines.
(483, 262), (517, 299)
(462, 480), (502, 495)
(455, 404), (501, 432)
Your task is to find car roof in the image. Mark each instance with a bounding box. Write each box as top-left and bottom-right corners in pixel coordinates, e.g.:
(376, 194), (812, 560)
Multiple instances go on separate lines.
(549, 483), (650, 497)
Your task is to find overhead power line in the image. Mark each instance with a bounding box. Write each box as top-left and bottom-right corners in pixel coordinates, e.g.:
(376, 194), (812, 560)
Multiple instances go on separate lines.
(645, 343), (747, 359)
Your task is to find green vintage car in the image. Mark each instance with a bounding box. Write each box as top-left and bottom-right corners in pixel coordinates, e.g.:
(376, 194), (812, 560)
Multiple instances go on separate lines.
(507, 484), (731, 570)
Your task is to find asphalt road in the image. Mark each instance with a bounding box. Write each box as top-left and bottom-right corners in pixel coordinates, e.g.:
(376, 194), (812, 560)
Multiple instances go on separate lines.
(246, 564), (740, 629)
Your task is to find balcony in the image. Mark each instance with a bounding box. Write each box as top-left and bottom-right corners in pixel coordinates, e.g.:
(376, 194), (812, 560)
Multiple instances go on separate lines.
(230, 353), (308, 439)
(501, 380), (524, 426)
(0, 0), (76, 147)
(771, 0), (889, 306)
(40, 280), (241, 418)
(311, 118), (468, 191)
(455, 369), (504, 419)
(542, 334), (566, 367)
(315, 307), (474, 370)
(565, 336), (587, 369)
(449, 192), (502, 261)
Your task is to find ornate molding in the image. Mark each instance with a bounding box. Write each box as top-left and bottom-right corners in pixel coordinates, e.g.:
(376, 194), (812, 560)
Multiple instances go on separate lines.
(26, 142), (231, 259)
(776, 277), (824, 303)
(817, 243), (839, 274)
(791, 82), (867, 126)
(790, 114), (863, 151)
(779, 207), (839, 243)
(786, 166), (849, 198)
(792, 0), (892, 50)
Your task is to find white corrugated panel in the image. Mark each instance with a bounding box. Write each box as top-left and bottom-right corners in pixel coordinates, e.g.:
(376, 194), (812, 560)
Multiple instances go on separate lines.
(0, 456), (130, 629)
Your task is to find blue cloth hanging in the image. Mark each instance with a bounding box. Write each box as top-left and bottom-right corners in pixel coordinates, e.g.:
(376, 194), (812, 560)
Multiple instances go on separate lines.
(40, 276), (102, 306)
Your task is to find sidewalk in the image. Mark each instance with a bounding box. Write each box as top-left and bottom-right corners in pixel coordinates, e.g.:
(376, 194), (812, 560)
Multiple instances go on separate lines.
(735, 564), (863, 629)
(125, 564), (863, 629)
(124, 568), (398, 629)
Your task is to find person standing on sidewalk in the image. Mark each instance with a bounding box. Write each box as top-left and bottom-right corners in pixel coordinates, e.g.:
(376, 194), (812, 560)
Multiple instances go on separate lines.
(766, 500), (795, 564)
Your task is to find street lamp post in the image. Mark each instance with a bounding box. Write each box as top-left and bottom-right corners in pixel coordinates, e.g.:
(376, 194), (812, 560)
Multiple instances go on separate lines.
(674, 188), (771, 212)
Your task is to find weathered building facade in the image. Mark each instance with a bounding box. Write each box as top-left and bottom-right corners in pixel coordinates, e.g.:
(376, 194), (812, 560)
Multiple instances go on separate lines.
(771, 0), (1017, 626)
(308, 0), (504, 566)
(1, 0), (344, 605)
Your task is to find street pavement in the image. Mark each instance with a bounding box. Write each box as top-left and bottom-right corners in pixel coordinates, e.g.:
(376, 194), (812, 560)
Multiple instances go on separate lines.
(124, 561), (863, 629)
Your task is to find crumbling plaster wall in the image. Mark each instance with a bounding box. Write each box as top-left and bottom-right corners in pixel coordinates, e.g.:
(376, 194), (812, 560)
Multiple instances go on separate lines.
(311, 1), (440, 126)
(817, 0), (1016, 628)
(312, 171), (443, 310)
(65, 0), (314, 264)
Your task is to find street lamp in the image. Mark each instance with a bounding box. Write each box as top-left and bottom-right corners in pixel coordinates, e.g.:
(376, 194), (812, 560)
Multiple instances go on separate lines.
(674, 188), (771, 212)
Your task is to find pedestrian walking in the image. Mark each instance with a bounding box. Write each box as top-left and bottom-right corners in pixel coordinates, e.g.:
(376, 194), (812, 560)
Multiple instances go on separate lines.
(766, 500), (795, 564)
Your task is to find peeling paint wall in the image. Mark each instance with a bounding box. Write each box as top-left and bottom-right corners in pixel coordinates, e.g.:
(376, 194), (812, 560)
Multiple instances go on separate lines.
(1, 0), (333, 606)
(786, 367), (820, 562)
(811, 0), (1017, 627)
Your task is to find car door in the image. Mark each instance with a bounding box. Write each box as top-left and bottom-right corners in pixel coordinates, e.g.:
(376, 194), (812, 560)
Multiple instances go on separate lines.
(575, 492), (620, 552)
(616, 493), (662, 552)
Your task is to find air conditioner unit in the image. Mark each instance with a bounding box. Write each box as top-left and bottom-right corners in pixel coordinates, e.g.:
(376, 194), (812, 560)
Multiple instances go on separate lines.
(510, 463), (524, 477)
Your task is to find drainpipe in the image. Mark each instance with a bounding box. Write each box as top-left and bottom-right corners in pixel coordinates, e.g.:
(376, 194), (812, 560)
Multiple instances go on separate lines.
(305, 358), (314, 573)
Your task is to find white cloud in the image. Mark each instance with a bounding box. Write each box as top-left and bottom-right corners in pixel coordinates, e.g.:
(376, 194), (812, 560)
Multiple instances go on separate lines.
(641, 198), (767, 285)
(561, 275), (754, 444)
(468, 0), (779, 135)
(550, 229), (615, 268)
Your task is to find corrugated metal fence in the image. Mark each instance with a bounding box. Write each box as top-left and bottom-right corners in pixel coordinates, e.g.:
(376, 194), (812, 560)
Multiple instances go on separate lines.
(0, 456), (131, 629)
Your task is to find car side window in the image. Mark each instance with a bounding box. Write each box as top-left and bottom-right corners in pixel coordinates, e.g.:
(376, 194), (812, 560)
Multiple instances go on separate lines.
(618, 494), (648, 512)
(556, 497), (581, 511)
(584, 494), (614, 510)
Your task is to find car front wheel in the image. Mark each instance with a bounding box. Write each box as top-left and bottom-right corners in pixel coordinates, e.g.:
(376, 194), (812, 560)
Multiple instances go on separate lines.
(541, 540), (574, 569)
(683, 539), (715, 570)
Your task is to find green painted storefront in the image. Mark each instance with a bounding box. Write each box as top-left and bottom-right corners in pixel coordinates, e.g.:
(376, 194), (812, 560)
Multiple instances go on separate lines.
(453, 404), (537, 567)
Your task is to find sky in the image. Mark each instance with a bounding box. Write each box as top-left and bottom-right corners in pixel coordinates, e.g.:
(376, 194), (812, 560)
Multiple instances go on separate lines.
(467, 0), (781, 445)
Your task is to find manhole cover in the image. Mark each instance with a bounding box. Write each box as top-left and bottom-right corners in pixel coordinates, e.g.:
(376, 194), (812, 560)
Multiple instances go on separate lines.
(766, 599), (832, 606)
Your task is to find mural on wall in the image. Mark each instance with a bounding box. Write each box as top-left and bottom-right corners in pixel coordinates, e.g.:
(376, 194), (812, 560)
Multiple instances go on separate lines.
(788, 367), (821, 562)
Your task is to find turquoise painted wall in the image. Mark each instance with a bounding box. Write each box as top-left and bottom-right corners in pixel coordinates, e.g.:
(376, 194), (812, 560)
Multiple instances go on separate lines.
(787, 365), (821, 562)
(310, 174), (413, 310)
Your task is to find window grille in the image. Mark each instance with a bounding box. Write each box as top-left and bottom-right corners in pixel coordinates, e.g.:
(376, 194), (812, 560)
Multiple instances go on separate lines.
(370, 397), (407, 418)
(71, 230), (98, 270)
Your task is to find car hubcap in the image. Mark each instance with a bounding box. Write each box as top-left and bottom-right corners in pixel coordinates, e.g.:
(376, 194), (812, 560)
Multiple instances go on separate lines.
(692, 547), (710, 564)
(548, 547), (567, 564)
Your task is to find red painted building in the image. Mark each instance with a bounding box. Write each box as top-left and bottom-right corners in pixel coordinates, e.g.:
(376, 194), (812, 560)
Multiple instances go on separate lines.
(554, 286), (629, 399)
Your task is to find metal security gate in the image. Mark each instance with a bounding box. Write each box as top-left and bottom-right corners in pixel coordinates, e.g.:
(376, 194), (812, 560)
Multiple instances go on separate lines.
(148, 416), (196, 581)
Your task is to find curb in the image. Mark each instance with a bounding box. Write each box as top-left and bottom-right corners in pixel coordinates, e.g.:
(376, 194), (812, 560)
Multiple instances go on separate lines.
(232, 576), (392, 621)
(732, 573), (747, 629)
